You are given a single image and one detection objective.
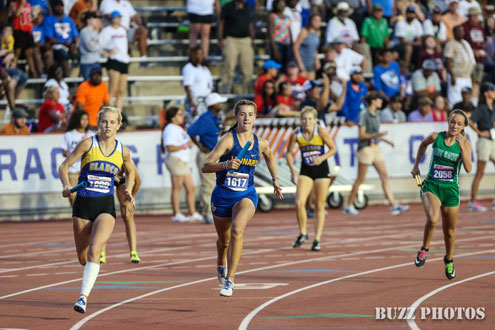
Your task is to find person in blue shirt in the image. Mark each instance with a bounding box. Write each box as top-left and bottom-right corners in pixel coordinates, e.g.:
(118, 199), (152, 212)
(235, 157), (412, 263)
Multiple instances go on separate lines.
(43, 0), (78, 76)
(373, 48), (401, 102)
(28, 0), (48, 14)
(32, 4), (52, 76)
(339, 66), (368, 124)
(187, 93), (227, 224)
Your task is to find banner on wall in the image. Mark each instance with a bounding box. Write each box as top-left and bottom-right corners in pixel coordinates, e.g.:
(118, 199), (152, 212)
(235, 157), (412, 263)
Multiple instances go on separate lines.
(0, 122), (489, 195)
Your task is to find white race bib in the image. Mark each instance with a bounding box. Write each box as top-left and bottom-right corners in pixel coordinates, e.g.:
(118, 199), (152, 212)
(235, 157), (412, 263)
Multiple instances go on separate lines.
(223, 172), (249, 191)
(432, 164), (454, 182)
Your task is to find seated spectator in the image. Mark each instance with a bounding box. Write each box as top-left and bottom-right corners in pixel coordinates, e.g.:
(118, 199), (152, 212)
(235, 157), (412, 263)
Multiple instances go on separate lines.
(333, 38), (366, 81)
(27, 0), (48, 14)
(407, 97), (434, 122)
(0, 108), (30, 134)
(442, 0), (466, 40)
(277, 81), (294, 108)
(326, 2), (359, 46)
(284, 60), (306, 101)
(74, 66), (110, 127)
(339, 66), (366, 124)
(1, 26), (15, 68)
(432, 95), (448, 122)
(5, 67), (28, 98)
(69, 0), (96, 29)
(453, 86), (475, 115)
(373, 48), (401, 102)
(0, 66), (17, 110)
(380, 94), (406, 123)
(43, 0), (79, 77)
(458, 0), (482, 19)
(254, 79), (278, 116)
(31, 5), (52, 76)
(79, 11), (102, 80)
(254, 59), (282, 96)
(392, 6), (423, 72)
(411, 60), (441, 99)
(368, 0), (395, 20)
(38, 86), (66, 132)
(422, 6), (447, 48)
(13, 0), (39, 77)
(293, 13), (321, 80)
(301, 73), (345, 122)
(45, 64), (71, 114)
(418, 35), (446, 81)
(361, 4), (390, 64)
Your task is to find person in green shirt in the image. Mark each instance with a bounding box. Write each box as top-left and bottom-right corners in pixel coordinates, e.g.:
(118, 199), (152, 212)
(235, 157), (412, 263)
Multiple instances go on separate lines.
(360, 4), (390, 65)
(411, 109), (472, 281)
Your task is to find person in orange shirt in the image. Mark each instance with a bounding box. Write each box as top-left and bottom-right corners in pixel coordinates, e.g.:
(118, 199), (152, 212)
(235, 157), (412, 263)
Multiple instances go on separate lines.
(0, 108), (30, 135)
(74, 66), (110, 127)
(69, 0), (97, 29)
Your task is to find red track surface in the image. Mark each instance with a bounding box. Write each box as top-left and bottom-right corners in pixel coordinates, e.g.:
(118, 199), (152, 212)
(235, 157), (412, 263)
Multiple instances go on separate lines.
(0, 203), (494, 330)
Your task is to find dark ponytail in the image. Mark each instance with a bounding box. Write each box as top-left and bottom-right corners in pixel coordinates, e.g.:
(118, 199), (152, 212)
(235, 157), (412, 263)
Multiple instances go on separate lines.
(164, 106), (181, 127)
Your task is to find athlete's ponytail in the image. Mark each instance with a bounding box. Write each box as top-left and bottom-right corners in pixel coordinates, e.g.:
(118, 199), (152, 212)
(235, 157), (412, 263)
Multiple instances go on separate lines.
(220, 99), (257, 135)
(448, 109), (469, 136)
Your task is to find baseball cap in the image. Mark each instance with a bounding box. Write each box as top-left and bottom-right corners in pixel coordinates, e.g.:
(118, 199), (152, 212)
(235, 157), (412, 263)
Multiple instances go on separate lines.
(432, 6), (442, 14)
(481, 82), (495, 93)
(89, 66), (102, 76)
(422, 60), (436, 71)
(263, 59), (282, 70)
(461, 86), (472, 94)
(418, 97), (433, 106)
(390, 94), (402, 103)
(110, 11), (122, 19)
(406, 6), (416, 13)
(206, 93), (228, 107)
(332, 36), (345, 44)
(303, 80), (323, 91)
(287, 60), (298, 68)
(373, 4), (383, 11)
(12, 108), (28, 118)
(350, 66), (362, 75)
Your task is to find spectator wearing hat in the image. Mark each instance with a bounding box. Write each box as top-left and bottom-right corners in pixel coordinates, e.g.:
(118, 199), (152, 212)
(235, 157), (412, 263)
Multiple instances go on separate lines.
(407, 97), (434, 122)
(462, 6), (486, 102)
(442, 0), (466, 41)
(411, 60), (441, 99)
(339, 66), (366, 124)
(78, 11), (102, 81)
(69, 0), (97, 28)
(326, 2), (359, 46)
(366, 0), (394, 19)
(373, 48), (401, 102)
(423, 6), (447, 47)
(218, 0), (255, 94)
(0, 108), (30, 135)
(458, 0), (483, 18)
(453, 86), (475, 115)
(293, 13), (321, 80)
(445, 25), (475, 107)
(254, 59), (282, 96)
(187, 92), (227, 224)
(269, 0), (292, 72)
(361, 3), (390, 64)
(333, 38), (366, 81)
(380, 94), (406, 123)
(300, 73), (344, 122)
(418, 35), (446, 81)
(392, 6), (423, 72)
(74, 66), (110, 127)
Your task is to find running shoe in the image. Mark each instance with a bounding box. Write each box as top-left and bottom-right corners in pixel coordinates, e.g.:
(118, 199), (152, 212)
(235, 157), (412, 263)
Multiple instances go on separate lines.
(74, 296), (87, 313)
(444, 256), (456, 280)
(468, 202), (487, 212)
(306, 208), (315, 218)
(204, 216), (214, 224)
(172, 213), (189, 222)
(311, 240), (320, 251)
(292, 233), (308, 248)
(220, 279), (234, 297)
(130, 251), (141, 263)
(343, 205), (359, 216)
(390, 204), (410, 215)
(99, 251), (106, 264)
(189, 212), (204, 222)
(414, 249), (429, 268)
(217, 265), (227, 285)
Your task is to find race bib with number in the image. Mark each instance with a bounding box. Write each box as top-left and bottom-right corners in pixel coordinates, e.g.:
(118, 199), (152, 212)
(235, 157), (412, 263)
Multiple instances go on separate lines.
(223, 172), (249, 191)
(302, 150), (322, 166)
(86, 174), (112, 193)
(432, 164), (454, 182)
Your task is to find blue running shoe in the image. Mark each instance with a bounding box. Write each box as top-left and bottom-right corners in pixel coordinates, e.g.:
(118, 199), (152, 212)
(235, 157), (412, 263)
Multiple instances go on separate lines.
(217, 265), (227, 284)
(74, 296), (87, 313)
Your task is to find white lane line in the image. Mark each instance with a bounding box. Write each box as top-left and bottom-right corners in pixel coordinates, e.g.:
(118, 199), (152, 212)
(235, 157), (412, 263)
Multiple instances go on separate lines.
(55, 272), (77, 275)
(238, 249), (495, 330)
(26, 273), (48, 277)
(0, 260), (76, 274)
(407, 270), (495, 330)
(0, 275), (19, 278)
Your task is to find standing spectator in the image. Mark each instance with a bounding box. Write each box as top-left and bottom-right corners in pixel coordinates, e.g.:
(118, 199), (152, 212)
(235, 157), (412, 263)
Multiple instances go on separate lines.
(12, 0), (38, 77)
(182, 46), (213, 124)
(0, 108), (30, 134)
(78, 11), (102, 80)
(407, 97), (434, 122)
(254, 80), (278, 115)
(100, 11), (129, 111)
(333, 38), (366, 81)
(485, 16), (495, 83)
(393, 6), (423, 72)
(340, 66), (367, 124)
(31, 4), (52, 76)
(418, 35), (446, 81)
(218, 0), (255, 94)
(361, 4), (390, 64)
(43, 0), (78, 77)
(373, 48), (401, 102)
(187, 93), (227, 224)
(293, 13), (321, 80)
(284, 0), (302, 42)
(462, 7), (485, 103)
(441, 0), (466, 41)
(431, 95), (448, 122)
(366, 0), (395, 20)
(162, 106), (204, 223)
(254, 59), (282, 96)
(453, 86), (475, 115)
(69, 0), (97, 29)
(187, 0), (219, 57)
(325, 2), (359, 46)
(268, 0), (292, 72)
(99, 0), (149, 61)
(38, 86), (66, 132)
(411, 60), (441, 99)
(444, 25), (475, 108)
(380, 94), (406, 123)
(44, 64), (71, 113)
(74, 67), (110, 127)
(422, 6), (447, 48)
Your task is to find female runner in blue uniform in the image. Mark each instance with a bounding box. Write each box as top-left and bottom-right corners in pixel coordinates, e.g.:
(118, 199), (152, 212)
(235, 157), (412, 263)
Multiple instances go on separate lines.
(202, 99), (284, 297)
(58, 106), (135, 313)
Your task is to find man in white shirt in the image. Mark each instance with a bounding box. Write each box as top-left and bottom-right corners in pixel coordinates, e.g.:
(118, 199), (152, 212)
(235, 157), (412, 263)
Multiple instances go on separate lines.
(333, 38), (366, 81)
(393, 6), (423, 72)
(325, 2), (359, 46)
(99, 0), (149, 60)
(423, 6), (447, 46)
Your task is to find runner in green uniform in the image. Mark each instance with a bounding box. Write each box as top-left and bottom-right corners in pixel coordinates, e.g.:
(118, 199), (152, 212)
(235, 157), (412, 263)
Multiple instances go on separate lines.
(410, 109), (472, 280)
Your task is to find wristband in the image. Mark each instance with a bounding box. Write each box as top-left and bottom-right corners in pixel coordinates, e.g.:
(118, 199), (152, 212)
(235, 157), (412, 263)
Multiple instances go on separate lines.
(183, 143), (188, 149)
(272, 177), (279, 182)
(223, 161), (227, 170)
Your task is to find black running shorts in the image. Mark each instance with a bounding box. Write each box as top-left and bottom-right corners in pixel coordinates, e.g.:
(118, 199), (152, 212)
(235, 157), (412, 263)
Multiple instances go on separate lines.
(73, 195), (116, 221)
(300, 161), (331, 180)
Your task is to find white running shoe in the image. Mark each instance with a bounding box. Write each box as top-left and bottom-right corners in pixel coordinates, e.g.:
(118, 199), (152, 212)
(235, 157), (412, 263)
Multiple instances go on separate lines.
(189, 212), (204, 222)
(468, 202), (487, 212)
(390, 204), (410, 215)
(171, 213), (188, 222)
(74, 296), (87, 313)
(220, 279), (234, 297)
(343, 205), (359, 216)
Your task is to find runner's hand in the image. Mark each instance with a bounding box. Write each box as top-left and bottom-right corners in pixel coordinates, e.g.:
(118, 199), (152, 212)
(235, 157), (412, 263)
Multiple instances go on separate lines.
(62, 186), (71, 198)
(410, 166), (420, 178)
(125, 189), (135, 209)
(290, 171), (298, 185)
(272, 179), (284, 200)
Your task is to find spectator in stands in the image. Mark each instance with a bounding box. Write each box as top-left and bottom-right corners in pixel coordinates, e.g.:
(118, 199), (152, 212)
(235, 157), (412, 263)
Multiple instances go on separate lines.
(38, 85), (67, 132)
(43, 0), (78, 77)
(393, 6), (423, 72)
(69, 0), (96, 29)
(162, 106), (204, 223)
(418, 35), (445, 81)
(277, 81), (294, 109)
(187, 0), (219, 57)
(293, 13), (321, 80)
(182, 45), (213, 124)
(422, 6), (447, 48)
(340, 66), (367, 124)
(45, 64), (71, 113)
(218, 0), (255, 94)
(458, 0), (482, 18)
(100, 10), (129, 112)
(445, 25), (475, 108)
(284, 60), (307, 101)
(5, 65), (28, 99)
(79, 11), (102, 80)
(462, 6), (485, 103)
(407, 96), (433, 122)
(373, 48), (401, 102)
(411, 60), (441, 99)
(442, 0), (466, 41)
(361, 4), (390, 64)
(99, 0), (149, 61)
(1, 26), (15, 68)
(333, 38), (366, 81)
(380, 94), (406, 123)
(187, 92), (227, 224)
(254, 59), (282, 96)
(32, 5), (52, 76)
(326, 2), (359, 46)
(285, 0), (302, 42)
(453, 86), (475, 115)
(74, 66), (110, 127)
(254, 79), (278, 116)
(432, 95), (448, 122)
(485, 16), (495, 84)
(0, 107), (30, 134)
(268, 0), (292, 72)
(27, 0), (48, 14)
(301, 73), (345, 122)
(12, 0), (38, 77)
(366, 0), (394, 20)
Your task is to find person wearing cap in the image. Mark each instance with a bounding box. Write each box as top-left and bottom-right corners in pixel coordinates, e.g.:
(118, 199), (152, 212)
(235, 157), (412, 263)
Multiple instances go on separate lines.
(300, 73), (345, 121)
(293, 13), (321, 80)
(423, 6), (447, 46)
(407, 97), (434, 122)
(458, 0), (483, 19)
(467, 82), (495, 212)
(69, 0), (97, 28)
(453, 86), (475, 114)
(344, 91), (409, 216)
(74, 66), (110, 127)
(339, 66), (367, 124)
(42, 0), (79, 77)
(361, 3), (390, 64)
(411, 60), (441, 100)
(78, 11), (103, 81)
(332, 37), (366, 81)
(441, 0), (466, 41)
(373, 48), (401, 102)
(254, 59), (282, 96)
(0, 108), (29, 135)
(379, 94), (406, 123)
(366, 0), (394, 19)
(325, 2), (359, 46)
(392, 6), (423, 72)
(187, 93), (228, 224)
